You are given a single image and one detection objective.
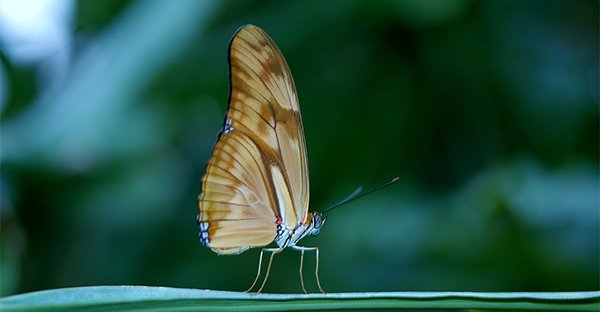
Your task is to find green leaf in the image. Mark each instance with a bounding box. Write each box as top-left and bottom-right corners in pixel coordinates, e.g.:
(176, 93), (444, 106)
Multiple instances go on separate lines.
(1, 286), (598, 311)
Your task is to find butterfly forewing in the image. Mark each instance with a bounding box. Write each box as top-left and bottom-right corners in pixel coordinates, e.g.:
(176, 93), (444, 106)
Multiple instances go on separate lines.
(198, 25), (309, 254)
(228, 25), (310, 228)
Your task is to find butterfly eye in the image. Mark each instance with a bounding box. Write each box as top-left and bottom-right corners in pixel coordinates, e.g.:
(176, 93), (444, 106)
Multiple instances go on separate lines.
(311, 213), (325, 234)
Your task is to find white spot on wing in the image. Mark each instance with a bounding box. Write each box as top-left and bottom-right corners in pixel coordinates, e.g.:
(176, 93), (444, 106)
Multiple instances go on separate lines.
(223, 117), (234, 134)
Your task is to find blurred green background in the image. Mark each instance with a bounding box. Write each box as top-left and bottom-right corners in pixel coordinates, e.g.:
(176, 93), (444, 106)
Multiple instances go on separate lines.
(1, 0), (598, 296)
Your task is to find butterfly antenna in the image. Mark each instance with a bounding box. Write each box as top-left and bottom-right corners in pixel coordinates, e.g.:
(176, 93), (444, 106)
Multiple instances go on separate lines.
(321, 177), (400, 216)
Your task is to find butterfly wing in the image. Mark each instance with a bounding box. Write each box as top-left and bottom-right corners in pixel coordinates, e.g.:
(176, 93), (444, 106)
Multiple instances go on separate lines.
(198, 25), (309, 254)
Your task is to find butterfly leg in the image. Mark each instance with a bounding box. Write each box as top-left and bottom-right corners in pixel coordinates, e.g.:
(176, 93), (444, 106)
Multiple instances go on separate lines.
(256, 248), (282, 293)
(314, 247), (325, 293)
(298, 249), (307, 293)
(245, 249), (266, 292)
(292, 246), (325, 293)
(245, 247), (282, 293)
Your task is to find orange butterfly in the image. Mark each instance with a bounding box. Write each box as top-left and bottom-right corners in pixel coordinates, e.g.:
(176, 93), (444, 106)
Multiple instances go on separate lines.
(197, 24), (325, 293)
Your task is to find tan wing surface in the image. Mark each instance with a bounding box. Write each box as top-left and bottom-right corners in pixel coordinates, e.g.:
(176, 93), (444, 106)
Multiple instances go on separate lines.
(198, 25), (309, 254)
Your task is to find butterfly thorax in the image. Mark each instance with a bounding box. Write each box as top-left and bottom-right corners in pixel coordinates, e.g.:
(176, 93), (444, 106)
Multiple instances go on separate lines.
(275, 212), (325, 248)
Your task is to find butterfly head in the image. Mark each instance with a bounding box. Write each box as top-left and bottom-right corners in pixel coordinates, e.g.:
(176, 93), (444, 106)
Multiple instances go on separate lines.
(308, 212), (326, 236)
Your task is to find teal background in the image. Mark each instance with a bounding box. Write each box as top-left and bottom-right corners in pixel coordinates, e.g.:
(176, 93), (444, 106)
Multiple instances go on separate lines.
(1, 0), (598, 295)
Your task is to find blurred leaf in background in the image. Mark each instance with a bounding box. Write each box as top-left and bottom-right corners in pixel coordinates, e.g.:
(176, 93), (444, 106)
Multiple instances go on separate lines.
(0, 0), (598, 296)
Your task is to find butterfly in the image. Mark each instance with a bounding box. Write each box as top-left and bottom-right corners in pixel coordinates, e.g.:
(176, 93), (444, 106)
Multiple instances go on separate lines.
(197, 24), (325, 293)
